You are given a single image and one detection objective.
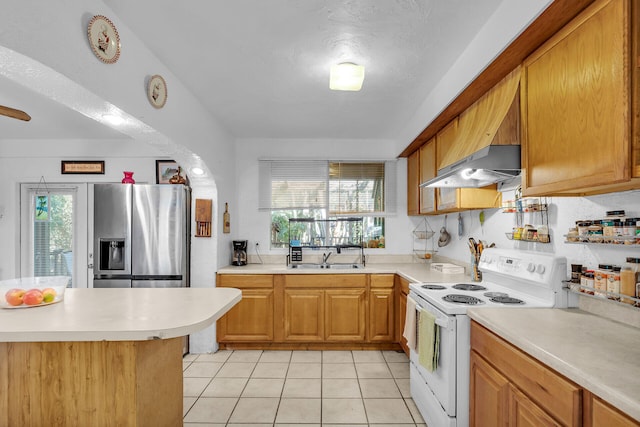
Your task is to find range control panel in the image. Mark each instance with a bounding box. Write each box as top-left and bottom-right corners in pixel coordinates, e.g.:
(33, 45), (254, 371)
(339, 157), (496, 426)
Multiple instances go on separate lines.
(478, 248), (566, 287)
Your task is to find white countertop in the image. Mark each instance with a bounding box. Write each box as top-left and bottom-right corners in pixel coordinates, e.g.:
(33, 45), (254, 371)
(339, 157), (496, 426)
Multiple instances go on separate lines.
(218, 262), (470, 284)
(0, 287), (241, 342)
(468, 308), (640, 422)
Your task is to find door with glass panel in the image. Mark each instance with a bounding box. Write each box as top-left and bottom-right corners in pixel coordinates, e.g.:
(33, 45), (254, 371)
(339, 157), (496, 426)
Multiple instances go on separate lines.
(20, 184), (88, 287)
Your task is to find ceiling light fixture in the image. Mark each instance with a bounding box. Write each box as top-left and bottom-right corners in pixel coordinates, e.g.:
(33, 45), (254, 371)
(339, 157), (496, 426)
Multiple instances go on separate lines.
(329, 62), (365, 91)
(191, 167), (204, 176)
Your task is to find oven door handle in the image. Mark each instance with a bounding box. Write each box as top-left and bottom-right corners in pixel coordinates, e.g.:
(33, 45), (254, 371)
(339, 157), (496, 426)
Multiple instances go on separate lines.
(415, 304), (453, 331)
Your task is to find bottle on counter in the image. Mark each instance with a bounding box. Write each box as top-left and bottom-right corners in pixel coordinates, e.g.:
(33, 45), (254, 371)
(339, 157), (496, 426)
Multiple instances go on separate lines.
(620, 257), (640, 304)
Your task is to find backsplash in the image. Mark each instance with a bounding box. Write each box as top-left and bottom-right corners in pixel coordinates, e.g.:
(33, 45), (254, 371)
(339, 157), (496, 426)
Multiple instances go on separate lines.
(415, 189), (640, 276)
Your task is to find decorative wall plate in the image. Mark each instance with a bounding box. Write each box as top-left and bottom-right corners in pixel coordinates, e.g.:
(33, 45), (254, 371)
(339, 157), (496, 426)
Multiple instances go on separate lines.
(147, 75), (168, 108)
(87, 15), (121, 64)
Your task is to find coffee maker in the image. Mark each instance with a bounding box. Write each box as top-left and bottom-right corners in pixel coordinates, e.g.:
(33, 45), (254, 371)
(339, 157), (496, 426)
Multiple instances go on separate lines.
(232, 240), (248, 266)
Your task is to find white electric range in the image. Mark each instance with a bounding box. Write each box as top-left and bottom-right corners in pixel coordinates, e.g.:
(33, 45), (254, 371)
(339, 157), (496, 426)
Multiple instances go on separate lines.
(407, 248), (576, 427)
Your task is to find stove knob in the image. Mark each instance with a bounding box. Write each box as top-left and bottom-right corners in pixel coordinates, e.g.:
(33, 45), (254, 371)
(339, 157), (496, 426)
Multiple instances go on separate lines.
(526, 262), (536, 273)
(536, 264), (546, 274)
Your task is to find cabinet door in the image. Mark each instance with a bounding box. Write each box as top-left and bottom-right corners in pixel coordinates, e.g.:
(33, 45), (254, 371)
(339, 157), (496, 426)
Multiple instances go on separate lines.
(283, 289), (324, 341)
(470, 350), (510, 427)
(522, 0), (629, 196)
(509, 384), (562, 427)
(369, 288), (395, 342)
(436, 186), (501, 212)
(407, 150), (420, 216)
(217, 288), (274, 342)
(325, 289), (366, 341)
(395, 275), (410, 355)
(584, 391), (640, 427)
(419, 138), (437, 214)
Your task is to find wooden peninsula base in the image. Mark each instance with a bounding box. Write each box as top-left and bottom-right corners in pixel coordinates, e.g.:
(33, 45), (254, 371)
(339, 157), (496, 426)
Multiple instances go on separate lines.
(0, 287), (242, 427)
(0, 338), (182, 426)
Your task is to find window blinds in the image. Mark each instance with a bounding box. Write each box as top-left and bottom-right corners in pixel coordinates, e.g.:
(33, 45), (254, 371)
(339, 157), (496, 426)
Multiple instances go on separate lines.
(259, 159), (396, 215)
(258, 160), (328, 210)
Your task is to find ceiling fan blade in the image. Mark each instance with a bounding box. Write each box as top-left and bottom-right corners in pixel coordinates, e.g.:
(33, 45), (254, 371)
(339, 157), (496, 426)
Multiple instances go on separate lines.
(0, 104), (31, 121)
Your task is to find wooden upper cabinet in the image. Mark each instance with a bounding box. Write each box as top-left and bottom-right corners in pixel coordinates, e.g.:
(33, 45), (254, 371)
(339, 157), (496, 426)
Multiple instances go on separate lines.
(419, 138), (437, 214)
(407, 150), (420, 216)
(522, 0), (639, 196)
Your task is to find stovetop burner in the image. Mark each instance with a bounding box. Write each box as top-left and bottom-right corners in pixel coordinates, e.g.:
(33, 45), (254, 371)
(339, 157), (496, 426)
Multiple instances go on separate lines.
(452, 283), (487, 291)
(490, 296), (525, 305)
(442, 294), (485, 305)
(421, 284), (446, 290)
(484, 291), (508, 298)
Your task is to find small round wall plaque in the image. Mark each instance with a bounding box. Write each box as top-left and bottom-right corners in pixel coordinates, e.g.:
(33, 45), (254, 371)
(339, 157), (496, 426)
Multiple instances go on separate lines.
(147, 75), (168, 109)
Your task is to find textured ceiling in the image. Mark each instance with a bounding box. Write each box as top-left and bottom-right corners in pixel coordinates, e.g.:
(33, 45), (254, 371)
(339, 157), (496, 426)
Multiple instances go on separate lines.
(105, 0), (502, 140)
(1, 0), (503, 142)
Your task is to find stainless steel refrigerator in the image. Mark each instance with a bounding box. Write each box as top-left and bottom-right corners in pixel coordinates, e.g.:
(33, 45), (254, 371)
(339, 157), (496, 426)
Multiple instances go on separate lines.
(93, 184), (190, 289)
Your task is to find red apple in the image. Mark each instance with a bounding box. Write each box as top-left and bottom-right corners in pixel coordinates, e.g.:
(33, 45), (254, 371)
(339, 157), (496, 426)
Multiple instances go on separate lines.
(5, 288), (26, 306)
(23, 289), (44, 306)
(41, 288), (57, 303)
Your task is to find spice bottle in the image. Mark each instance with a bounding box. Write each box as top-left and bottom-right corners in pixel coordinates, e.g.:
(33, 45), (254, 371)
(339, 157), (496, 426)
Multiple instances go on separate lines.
(594, 265), (612, 298)
(620, 258), (640, 304)
(606, 266), (621, 300)
(581, 270), (595, 295)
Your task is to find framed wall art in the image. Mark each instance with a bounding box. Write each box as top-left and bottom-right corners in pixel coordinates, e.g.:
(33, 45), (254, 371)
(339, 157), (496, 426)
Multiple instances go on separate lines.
(87, 15), (121, 64)
(156, 160), (188, 185)
(61, 160), (105, 174)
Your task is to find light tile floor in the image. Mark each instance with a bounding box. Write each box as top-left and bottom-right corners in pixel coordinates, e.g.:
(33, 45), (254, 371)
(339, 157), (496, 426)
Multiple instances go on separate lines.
(183, 350), (426, 426)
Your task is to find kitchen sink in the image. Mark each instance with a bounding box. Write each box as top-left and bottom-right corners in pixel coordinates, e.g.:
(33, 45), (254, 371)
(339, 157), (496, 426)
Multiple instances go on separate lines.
(288, 263), (362, 269)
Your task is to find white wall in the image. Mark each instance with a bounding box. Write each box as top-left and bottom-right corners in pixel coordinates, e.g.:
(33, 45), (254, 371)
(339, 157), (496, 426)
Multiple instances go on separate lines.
(0, 0), (240, 353)
(235, 138), (414, 257)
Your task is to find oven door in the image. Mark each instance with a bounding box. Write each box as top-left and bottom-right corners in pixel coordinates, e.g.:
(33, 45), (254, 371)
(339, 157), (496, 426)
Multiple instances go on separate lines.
(409, 291), (457, 417)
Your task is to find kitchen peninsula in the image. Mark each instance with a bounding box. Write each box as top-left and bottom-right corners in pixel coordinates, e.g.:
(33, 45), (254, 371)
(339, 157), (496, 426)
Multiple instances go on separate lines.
(0, 287), (241, 427)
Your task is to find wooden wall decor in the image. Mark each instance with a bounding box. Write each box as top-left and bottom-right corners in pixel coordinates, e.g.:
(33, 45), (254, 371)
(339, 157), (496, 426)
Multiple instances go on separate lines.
(195, 199), (212, 237)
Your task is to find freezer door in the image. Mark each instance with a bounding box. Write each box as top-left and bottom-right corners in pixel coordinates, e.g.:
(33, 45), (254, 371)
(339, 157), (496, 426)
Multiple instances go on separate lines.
(132, 185), (187, 277)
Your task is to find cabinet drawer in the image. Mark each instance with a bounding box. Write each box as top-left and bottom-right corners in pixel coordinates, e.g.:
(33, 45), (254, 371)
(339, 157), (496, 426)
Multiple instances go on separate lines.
(471, 322), (581, 426)
(217, 274), (273, 288)
(285, 274), (366, 288)
(370, 274), (395, 288)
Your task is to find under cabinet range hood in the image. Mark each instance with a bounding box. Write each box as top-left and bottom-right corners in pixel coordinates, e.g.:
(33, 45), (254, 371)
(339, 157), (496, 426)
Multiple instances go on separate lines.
(421, 145), (520, 188)
(418, 67), (523, 189)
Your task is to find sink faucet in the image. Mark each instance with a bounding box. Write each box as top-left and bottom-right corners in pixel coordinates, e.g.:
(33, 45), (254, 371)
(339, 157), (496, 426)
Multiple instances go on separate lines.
(322, 251), (332, 265)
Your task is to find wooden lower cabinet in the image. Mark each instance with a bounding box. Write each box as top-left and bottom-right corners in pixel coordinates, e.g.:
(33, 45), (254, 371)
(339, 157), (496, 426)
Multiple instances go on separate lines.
(283, 289), (324, 341)
(472, 321), (640, 426)
(470, 350), (510, 426)
(470, 321), (581, 427)
(369, 274), (395, 342)
(325, 289), (366, 341)
(284, 275), (366, 342)
(218, 273), (400, 349)
(584, 391), (640, 427)
(395, 275), (410, 355)
(217, 274), (274, 343)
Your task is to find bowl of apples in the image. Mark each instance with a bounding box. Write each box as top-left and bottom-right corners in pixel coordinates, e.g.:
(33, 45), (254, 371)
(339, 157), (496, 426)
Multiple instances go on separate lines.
(1, 276), (69, 309)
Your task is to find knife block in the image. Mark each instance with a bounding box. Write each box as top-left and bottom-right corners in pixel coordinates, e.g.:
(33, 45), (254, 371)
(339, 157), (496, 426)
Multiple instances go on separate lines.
(195, 199), (212, 237)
